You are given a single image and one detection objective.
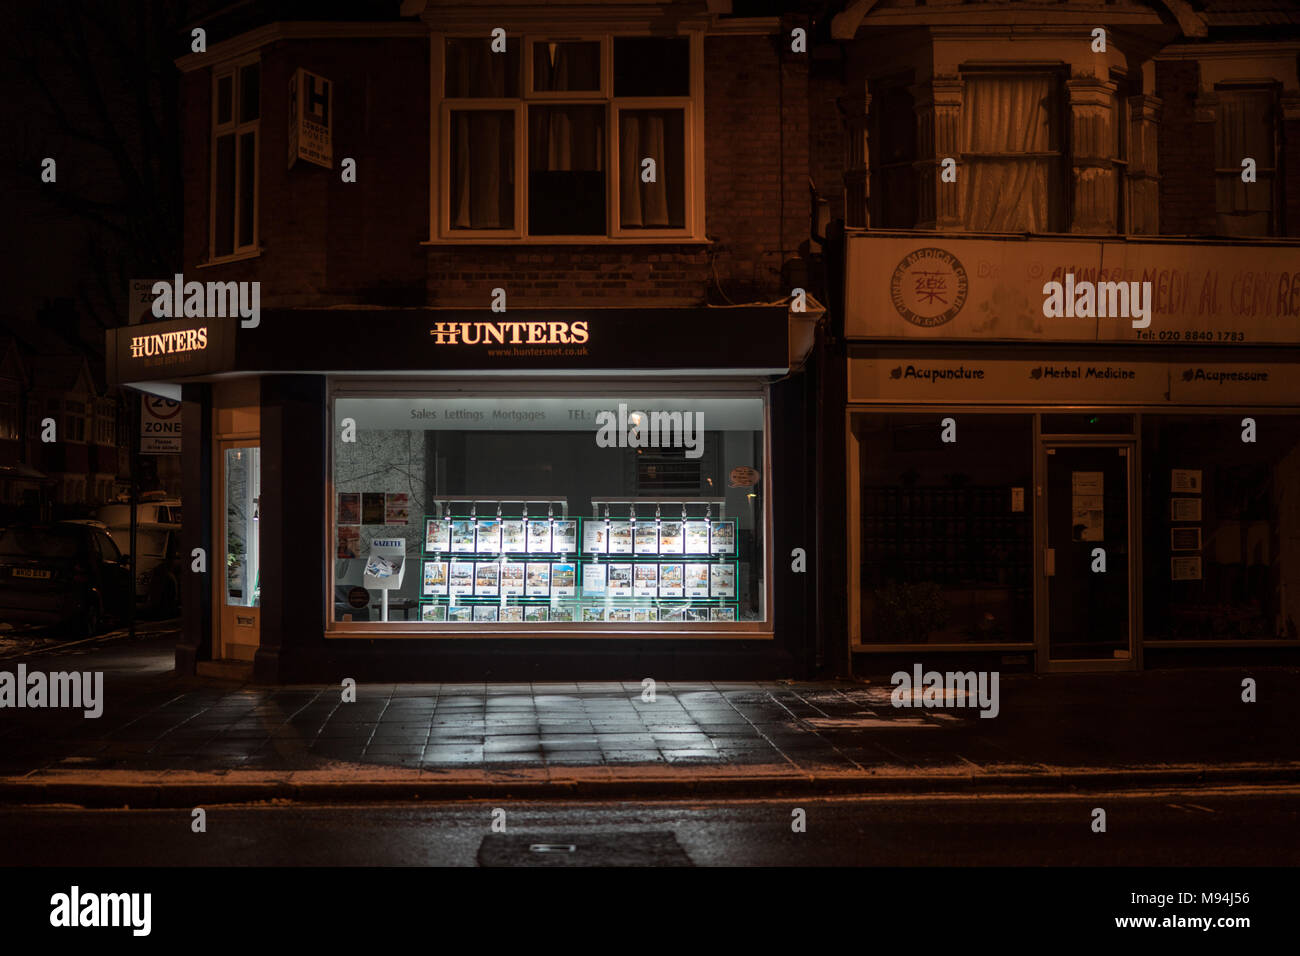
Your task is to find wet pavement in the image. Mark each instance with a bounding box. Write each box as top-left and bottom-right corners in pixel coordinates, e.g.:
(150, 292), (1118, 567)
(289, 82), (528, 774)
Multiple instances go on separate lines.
(0, 636), (1297, 796)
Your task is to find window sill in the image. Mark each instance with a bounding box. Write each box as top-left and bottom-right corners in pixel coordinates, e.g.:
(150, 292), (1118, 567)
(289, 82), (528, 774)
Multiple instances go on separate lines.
(852, 642), (1035, 653)
(422, 237), (712, 246)
(196, 248), (263, 269)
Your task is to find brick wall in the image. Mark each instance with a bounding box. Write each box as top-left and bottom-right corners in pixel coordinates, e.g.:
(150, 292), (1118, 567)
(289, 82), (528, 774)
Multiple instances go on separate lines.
(182, 38), (429, 306)
(426, 246), (709, 307)
(183, 31), (810, 309)
(808, 58), (847, 226)
(704, 31), (810, 303)
(1156, 60), (1216, 236)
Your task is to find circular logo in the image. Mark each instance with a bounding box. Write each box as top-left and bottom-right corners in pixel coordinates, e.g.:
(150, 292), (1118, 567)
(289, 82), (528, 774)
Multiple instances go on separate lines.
(889, 248), (969, 328)
(347, 586), (370, 609)
(145, 396), (181, 420)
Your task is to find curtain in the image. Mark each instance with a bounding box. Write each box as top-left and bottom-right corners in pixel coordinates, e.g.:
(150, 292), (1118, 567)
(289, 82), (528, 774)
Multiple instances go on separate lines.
(447, 39), (512, 97)
(534, 41), (600, 92)
(1215, 91), (1273, 235)
(448, 40), (515, 229)
(451, 111), (513, 229)
(961, 75), (1055, 232)
(529, 105), (603, 172)
(620, 110), (683, 228)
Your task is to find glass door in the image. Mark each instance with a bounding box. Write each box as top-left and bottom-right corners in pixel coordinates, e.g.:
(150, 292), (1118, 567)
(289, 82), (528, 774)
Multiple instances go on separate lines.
(218, 441), (260, 660)
(1042, 442), (1135, 670)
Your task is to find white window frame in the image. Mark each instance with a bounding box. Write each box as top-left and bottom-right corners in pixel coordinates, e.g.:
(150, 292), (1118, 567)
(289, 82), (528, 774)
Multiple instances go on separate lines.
(209, 55), (262, 262)
(95, 401), (115, 445)
(431, 31), (705, 243)
(64, 400), (87, 445)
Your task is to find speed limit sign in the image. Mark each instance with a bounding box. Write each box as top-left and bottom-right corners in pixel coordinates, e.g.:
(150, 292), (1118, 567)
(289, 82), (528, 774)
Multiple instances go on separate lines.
(141, 395), (182, 454)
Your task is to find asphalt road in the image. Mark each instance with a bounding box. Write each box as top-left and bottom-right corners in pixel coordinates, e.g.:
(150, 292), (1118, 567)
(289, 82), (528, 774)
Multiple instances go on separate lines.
(1, 787), (1296, 866)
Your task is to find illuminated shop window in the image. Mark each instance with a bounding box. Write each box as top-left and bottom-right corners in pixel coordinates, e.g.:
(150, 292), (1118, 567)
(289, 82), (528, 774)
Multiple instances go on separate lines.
(330, 393), (767, 630)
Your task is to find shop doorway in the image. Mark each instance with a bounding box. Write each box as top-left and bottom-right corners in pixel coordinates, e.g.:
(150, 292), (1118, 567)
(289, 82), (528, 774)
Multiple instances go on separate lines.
(1041, 442), (1136, 671)
(217, 440), (261, 660)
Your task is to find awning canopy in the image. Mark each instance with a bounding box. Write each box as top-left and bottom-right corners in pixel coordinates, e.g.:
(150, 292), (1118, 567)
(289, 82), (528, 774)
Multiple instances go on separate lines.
(107, 306), (796, 393)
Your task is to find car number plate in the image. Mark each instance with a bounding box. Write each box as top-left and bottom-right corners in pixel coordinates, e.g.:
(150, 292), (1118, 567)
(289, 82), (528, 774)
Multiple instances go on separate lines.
(12, 568), (52, 580)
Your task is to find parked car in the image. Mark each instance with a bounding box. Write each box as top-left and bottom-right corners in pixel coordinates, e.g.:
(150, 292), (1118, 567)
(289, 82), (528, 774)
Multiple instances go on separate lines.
(120, 524), (181, 616)
(96, 493), (182, 531)
(0, 522), (133, 636)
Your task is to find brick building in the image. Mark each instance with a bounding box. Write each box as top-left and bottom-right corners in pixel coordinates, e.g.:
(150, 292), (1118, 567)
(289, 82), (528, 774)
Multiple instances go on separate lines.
(821, 0), (1300, 675)
(0, 326), (132, 520)
(112, 0), (825, 681)
(108, 0), (1300, 681)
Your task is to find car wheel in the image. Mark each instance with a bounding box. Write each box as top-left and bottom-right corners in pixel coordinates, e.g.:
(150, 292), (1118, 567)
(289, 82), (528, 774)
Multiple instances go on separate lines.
(80, 601), (101, 638)
(164, 575), (180, 616)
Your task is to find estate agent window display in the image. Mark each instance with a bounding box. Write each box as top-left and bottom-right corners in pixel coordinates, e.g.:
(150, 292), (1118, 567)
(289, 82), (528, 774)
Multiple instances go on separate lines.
(330, 392), (768, 632)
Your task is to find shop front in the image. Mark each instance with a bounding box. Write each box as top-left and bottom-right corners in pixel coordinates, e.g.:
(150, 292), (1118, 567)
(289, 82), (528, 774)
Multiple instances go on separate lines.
(843, 234), (1300, 673)
(107, 306), (816, 682)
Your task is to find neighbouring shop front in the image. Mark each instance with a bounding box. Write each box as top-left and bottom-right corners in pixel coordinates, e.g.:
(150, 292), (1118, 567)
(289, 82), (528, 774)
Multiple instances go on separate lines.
(107, 306), (818, 682)
(842, 233), (1300, 673)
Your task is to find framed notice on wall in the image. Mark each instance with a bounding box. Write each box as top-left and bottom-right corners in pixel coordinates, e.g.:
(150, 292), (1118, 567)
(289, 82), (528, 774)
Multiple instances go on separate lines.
(1171, 556), (1202, 581)
(1170, 527), (1202, 552)
(1171, 498), (1202, 522)
(1171, 469), (1202, 493)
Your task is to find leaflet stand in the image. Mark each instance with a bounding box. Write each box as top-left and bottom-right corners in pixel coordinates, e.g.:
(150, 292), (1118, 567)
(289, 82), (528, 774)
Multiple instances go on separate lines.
(364, 537), (407, 623)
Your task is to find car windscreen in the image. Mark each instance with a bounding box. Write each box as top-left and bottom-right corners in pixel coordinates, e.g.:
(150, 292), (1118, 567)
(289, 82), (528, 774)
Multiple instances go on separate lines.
(96, 505), (131, 527)
(134, 531), (170, 559)
(0, 528), (84, 559)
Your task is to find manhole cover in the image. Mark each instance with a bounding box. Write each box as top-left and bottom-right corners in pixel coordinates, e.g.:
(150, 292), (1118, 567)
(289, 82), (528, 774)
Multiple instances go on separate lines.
(478, 832), (692, 867)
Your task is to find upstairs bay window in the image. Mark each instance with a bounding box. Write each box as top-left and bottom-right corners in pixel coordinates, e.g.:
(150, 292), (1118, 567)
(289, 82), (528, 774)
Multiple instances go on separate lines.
(1215, 86), (1279, 237)
(961, 71), (1066, 232)
(435, 33), (702, 241)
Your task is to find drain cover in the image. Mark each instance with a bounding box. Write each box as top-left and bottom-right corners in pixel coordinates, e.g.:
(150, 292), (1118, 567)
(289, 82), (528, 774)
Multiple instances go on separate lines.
(479, 832), (692, 867)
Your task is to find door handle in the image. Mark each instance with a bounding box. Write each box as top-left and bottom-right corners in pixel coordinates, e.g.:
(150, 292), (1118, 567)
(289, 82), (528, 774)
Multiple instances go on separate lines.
(1044, 548), (1055, 577)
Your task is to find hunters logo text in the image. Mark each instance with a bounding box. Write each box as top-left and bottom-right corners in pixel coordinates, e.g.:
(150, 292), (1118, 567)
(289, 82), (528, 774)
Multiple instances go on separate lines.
(130, 327), (207, 360)
(430, 320), (589, 346)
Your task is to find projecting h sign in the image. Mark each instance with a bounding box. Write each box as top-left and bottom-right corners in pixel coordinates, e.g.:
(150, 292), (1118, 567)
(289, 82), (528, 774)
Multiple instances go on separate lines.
(288, 68), (332, 169)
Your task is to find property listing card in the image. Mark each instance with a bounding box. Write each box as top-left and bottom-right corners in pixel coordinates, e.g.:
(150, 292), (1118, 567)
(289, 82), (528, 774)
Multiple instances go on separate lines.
(422, 560), (449, 596)
(658, 520), (684, 554)
(607, 563), (633, 598)
(608, 520), (633, 554)
(425, 517), (451, 553)
(684, 563), (711, 598)
(634, 523), (659, 555)
(526, 518), (553, 553)
(553, 520), (578, 553)
(500, 520), (526, 553)
(633, 563), (658, 597)
(449, 561), (474, 595)
(683, 520), (710, 554)
(583, 520), (608, 554)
